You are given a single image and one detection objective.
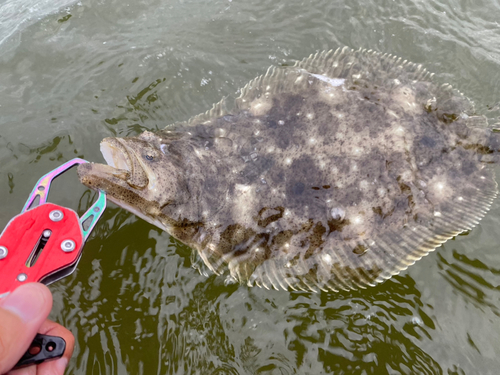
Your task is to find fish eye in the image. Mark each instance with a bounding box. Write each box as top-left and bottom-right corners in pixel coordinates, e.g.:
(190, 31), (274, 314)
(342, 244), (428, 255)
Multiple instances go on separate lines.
(145, 154), (154, 161)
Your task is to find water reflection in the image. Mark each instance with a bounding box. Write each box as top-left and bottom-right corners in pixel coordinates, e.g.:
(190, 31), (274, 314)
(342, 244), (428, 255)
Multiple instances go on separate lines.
(437, 249), (500, 316)
(224, 276), (442, 375)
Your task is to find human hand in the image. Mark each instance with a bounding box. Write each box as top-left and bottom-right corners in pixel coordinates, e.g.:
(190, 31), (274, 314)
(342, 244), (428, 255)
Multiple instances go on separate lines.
(0, 283), (74, 375)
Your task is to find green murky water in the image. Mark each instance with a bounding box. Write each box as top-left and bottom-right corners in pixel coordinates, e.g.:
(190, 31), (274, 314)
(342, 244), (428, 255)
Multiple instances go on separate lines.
(1, 0), (500, 373)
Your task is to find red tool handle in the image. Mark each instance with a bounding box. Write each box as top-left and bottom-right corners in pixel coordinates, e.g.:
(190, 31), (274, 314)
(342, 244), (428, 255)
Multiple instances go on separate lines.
(0, 203), (84, 296)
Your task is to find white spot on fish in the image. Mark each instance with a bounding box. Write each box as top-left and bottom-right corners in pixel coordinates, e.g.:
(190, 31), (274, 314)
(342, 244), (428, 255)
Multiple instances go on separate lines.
(331, 207), (345, 220)
(278, 120), (285, 125)
(434, 211), (442, 217)
(377, 188), (387, 198)
(322, 254), (332, 265)
(353, 216), (363, 224)
(307, 113), (314, 119)
(387, 110), (399, 118)
(285, 158), (292, 165)
(359, 180), (369, 191)
(310, 73), (346, 87)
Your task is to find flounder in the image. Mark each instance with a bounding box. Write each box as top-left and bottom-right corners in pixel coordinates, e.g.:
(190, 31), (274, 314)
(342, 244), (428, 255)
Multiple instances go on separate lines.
(78, 47), (500, 292)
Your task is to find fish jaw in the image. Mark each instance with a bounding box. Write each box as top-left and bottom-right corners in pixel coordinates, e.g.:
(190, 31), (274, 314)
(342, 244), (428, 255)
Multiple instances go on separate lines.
(100, 138), (132, 171)
(100, 137), (150, 189)
(77, 162), (169, 231)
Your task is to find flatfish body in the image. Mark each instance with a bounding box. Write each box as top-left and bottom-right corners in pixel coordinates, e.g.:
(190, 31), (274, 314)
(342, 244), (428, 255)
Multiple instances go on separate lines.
(78, 47), (499, 292)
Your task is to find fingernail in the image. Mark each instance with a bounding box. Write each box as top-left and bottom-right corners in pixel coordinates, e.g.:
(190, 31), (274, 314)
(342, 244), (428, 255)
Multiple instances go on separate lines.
(1, 283), (49, 323)
(55, 357), (68, 373)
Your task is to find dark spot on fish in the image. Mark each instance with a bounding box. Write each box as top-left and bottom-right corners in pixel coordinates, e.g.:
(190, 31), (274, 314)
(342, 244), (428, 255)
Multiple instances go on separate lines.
(463, 143), (493, 155)
(255, 206), (284, 228)
(420, 136), (436, 148)
(439, 112), (459, 123)
(352, 121), (364, 133)
(372, 206), (394, 219)
(293, 182), (305, 195)
(352, 244), (367, 255)
(283, 94), (306, 115)
(398, 181), (411, 194)
(327, 218), (350, 233)
(461, 159), (476, 175)
(276, 133), (291, 149)
(267, 119), (278, 128)
(271, 230), (294, 250)
(219, 224), (255, 255)
(304, 222), (326, 258)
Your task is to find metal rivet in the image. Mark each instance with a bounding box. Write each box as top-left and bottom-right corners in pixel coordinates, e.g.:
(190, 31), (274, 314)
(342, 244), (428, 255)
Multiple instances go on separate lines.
(0, 246), (7, 259)
(61, 240), (76, 252)
(49, 210), (64, 222)
(43, 230), (52, 238)
(17, 273), (27, 282)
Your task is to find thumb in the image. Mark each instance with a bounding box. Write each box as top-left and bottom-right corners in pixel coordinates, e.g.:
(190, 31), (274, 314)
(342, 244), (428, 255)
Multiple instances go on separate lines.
(0, 283), (52, 374)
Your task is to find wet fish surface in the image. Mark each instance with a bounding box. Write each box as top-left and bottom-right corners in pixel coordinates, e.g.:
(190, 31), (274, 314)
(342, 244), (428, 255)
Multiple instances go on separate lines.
(78, 47), (500, 292)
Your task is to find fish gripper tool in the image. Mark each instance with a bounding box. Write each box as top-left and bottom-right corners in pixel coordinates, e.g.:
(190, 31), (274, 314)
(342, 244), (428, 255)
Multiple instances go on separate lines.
(0, 158), (106, 369)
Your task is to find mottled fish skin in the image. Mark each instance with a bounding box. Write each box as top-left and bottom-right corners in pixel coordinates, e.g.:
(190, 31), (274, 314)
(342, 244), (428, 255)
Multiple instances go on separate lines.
(78, 47), (500, 292)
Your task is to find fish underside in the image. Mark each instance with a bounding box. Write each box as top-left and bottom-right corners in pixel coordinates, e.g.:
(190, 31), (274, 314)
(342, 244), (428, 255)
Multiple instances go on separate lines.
(78, 47), (500, 292)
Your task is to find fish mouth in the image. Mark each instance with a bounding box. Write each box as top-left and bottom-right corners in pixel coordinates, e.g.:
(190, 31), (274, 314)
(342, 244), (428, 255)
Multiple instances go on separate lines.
(77, 137), (151, 192)
(100, 137), (149, 189)
(100, 138), (133, 172)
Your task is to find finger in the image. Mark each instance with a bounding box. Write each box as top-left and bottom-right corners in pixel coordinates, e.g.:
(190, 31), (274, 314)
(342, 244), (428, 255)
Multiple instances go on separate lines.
(34, 319), (75, 375)
(6, 320), (75, 375)
(6, 362), (36, 375)
(0, 284), (52, 374)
